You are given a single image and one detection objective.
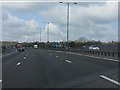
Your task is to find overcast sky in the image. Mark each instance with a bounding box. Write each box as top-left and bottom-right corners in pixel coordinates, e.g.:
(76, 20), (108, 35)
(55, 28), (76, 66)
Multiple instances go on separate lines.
(1, 0), (118, 42)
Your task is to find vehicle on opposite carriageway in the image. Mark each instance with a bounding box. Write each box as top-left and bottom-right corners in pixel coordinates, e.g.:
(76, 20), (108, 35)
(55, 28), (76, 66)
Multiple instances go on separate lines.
(89, 45), (100, 50)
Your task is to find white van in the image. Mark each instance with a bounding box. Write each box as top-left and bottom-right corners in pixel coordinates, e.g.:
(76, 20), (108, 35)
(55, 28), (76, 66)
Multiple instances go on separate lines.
(34, 45), (38, 49)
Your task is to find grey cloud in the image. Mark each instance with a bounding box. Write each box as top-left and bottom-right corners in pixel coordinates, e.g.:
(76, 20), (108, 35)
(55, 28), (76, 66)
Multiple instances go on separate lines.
(2, 10), (40, 42)
(1, 1), (118, 42)
(3, 2), (57, 12)
(2, 1), (107, 12)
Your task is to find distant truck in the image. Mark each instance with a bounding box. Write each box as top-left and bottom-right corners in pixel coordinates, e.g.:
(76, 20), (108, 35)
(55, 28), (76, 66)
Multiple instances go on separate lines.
(16, 43), (25, 52)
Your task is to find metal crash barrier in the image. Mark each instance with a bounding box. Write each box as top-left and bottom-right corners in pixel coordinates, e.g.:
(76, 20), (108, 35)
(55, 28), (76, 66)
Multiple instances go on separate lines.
(48, 48), (119, 58)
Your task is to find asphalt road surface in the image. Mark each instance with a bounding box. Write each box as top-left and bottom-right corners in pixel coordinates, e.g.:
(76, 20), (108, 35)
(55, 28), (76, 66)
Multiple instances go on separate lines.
(0, 54), (2, 90)
(2, 48), (119, 88)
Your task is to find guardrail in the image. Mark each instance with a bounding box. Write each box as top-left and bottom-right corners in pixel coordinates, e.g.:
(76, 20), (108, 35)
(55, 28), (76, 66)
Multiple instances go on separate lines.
(70, 49), (119, 58)
(45, 48), (120, 58)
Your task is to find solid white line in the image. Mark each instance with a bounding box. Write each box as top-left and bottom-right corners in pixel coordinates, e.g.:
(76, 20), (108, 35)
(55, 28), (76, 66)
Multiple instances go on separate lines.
(102, 58), (119, 62)
(66, 52), (119, 62)
(85, 55), (119, 62)
(45, 50), (119, 62)
(100, 75), (120, 86)
(65, 60), (72, 63)
(17, 62), (21, 66)
(67, 52), (84, 56)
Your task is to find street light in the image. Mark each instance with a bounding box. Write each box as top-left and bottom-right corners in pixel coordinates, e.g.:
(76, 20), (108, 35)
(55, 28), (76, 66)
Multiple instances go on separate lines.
(26, 33), (28, 43)
(43, 22), (53, 43)
(37, 27), (41, 43)
(59, 2), (77, 49)
(37, 27), (44, 43)
(33, 32), (35, 42)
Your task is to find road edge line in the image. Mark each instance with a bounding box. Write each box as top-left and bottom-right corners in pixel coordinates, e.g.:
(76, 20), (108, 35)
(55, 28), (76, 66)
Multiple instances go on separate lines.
(100, 75), (120, 86)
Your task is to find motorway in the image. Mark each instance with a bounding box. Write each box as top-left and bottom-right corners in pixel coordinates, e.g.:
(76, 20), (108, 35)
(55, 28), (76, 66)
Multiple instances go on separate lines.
(2, 48), (119, 88)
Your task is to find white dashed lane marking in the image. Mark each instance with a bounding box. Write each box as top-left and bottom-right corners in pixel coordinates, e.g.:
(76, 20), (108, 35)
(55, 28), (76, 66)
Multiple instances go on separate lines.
(56, 56), (59, 58)
(25, 50), (28, 56)
(24, 57), (26, 59)
(100, 75), (120, 86)
(16, 50), (28, 66)
(17, 62), (21, 66)
(65, 60), (72, 63)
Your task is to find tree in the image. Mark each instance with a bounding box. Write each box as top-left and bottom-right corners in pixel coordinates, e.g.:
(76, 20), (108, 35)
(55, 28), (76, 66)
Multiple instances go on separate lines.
(68, 41), (76, 47)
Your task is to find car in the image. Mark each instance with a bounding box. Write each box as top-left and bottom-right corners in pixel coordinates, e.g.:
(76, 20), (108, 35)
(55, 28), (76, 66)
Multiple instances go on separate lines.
(89, 45), (99, 50)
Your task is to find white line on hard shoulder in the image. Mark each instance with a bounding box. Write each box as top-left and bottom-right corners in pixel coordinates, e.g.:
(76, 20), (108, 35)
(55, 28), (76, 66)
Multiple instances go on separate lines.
(65, 52), (119, 62)
(65, 60), (72, 63)
(84, 55), (119, 62)
(46, 50), (119, 62)
(102, 58), (119, 62)
(67, 52), (84, 56)
(100, 75), (120, 86)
